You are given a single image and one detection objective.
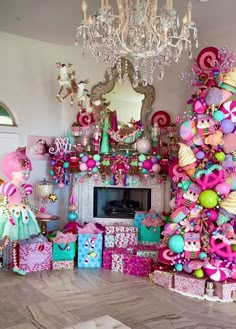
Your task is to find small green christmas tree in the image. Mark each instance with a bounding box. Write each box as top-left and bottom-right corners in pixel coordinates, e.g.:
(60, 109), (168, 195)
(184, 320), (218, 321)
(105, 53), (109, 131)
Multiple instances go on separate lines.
(100, 117), (110, 154)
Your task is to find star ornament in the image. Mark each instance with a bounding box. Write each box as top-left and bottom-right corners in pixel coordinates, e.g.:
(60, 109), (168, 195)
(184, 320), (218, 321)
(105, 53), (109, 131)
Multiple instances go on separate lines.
(48, 194), (58, 202)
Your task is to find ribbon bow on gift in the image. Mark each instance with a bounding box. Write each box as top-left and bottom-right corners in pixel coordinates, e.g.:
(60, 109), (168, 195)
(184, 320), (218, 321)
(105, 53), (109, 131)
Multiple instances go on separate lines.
(142, 209), (163, 227)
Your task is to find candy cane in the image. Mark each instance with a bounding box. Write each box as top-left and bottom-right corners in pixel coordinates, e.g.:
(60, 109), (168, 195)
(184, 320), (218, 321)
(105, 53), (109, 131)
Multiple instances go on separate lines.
(84, 237), (97, 263)
(0, 236), (10, 251)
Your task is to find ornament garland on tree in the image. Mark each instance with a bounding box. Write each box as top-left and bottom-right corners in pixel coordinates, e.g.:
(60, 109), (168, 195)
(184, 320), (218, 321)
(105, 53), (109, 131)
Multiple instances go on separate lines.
(164, 46), (236, 283)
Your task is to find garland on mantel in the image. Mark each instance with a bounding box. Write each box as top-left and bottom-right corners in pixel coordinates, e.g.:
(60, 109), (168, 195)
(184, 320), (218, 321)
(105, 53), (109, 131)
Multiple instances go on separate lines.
(48, 137), (171, 188)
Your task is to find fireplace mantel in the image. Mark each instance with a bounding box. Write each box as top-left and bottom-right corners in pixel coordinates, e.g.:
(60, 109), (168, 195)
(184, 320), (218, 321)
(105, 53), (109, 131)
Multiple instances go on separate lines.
(77, 176), (170, 225)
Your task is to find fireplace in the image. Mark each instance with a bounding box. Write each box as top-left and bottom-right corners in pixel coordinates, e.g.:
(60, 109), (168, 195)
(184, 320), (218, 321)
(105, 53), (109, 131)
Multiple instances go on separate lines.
(93, 187), (151, 219)
(77, 177), (168, 226)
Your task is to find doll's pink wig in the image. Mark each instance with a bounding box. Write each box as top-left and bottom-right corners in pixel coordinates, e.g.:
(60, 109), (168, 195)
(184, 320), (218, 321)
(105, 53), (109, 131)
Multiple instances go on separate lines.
(2, 149), (32, 180)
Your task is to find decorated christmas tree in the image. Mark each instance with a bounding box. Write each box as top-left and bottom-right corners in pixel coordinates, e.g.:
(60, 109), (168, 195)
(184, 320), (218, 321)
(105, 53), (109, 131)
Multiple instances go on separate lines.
(161, 46), (236, 283)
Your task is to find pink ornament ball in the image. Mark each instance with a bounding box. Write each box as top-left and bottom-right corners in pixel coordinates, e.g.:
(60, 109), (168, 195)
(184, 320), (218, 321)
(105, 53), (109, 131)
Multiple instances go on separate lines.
(180, 120), (197, 141)
(86, 158), (96, 169)
(143, 159), (153, 170)
(152, 163), (161, 173)
(79, 163), (88, 171)
(215, 182), (231, 196)
(206, 209), (218, 221)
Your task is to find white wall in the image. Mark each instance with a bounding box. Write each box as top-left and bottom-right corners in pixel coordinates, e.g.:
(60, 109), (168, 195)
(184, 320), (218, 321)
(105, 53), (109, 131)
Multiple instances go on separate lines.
(0, 31), (106, 228)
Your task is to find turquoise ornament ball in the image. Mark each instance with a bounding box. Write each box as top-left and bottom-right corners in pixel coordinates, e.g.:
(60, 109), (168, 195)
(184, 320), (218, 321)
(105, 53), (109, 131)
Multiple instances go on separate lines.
(168, 234), (184, 254)
(67, 211), (78, 221)
(63, 162), (69, 169)
(213, 110), (225, 122)
(199, 252), (207, 260)
(175, 263), (183, 272)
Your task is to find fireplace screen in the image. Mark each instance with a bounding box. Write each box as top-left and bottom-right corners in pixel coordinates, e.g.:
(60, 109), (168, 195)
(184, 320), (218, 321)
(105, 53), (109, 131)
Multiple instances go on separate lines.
(93, 187), (151, 219)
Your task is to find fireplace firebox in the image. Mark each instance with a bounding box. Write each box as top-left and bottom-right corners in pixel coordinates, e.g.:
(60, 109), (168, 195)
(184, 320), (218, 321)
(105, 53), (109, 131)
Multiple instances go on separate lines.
(93, 187), (151, 219)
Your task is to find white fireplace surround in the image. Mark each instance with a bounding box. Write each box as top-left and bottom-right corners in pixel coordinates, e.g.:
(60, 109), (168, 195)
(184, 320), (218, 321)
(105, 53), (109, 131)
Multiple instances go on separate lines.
(77, 176), (170, 226)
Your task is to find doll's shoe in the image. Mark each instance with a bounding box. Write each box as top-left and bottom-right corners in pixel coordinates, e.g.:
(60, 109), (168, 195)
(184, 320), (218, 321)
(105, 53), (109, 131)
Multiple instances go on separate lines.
(12, 267), (26, 276)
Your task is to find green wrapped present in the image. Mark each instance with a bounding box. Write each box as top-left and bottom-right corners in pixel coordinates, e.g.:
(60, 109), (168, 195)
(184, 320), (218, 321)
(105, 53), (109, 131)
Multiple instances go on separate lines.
(140, 226), (160, 243)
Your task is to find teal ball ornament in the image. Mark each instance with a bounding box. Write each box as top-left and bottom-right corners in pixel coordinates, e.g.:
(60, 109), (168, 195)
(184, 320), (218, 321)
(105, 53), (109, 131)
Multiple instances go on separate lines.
(213, 110), (225, 122)
(175, 263), (183, 272)
(67, 211), (78, 221)
(199, 252), (207, 260)
(168, 234), (184, 254)
(63, 161), (69, 169)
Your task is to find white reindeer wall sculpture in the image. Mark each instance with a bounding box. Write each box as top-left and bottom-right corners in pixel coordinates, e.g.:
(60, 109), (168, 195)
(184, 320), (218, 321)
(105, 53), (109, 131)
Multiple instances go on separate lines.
(76, 79), (94, 113)
(56, 62), (78, 106)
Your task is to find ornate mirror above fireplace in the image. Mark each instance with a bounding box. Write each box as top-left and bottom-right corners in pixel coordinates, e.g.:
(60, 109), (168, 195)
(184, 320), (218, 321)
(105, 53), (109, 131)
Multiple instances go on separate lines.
(90, 58), (155, 139)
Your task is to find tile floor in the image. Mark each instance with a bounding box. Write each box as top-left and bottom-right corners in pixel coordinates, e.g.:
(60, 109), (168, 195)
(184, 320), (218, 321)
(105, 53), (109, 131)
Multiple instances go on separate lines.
(0, 268), (235, 329)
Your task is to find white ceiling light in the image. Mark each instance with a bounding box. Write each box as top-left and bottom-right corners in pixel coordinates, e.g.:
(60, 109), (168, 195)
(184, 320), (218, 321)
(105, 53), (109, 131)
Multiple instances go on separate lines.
(75, 0), (198, 85)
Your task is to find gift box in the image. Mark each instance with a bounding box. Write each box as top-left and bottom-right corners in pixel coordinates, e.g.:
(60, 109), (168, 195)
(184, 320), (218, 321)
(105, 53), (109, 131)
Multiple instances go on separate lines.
(174, 272), (207, 297)
(104, 235), (115, 248)
(77, 233), (103, 268)
(105, 225), (138, 235)
(103, 247), (129, 270)
(52, 260), (74, 270)
(136, 250), (158, 262)
(114, 232), (138, 248)
(153, 270), (174, 288)
(19, 241), (52, 273)
(134, 211), (147, 240)
(52, 242), (76, 261)
(214, 280), (236, 301)
(124, 255), (153, 277)
(111, 253), (128, 273)
(140, 226), (160, 243)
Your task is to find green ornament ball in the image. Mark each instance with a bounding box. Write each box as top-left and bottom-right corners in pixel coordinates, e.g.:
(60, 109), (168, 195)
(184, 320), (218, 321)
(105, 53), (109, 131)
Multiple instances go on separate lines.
(138, 154), (146, 162)
(194, 268), (204, 279)
(199, 190), (218, 209)
(214, 151), (226, 162)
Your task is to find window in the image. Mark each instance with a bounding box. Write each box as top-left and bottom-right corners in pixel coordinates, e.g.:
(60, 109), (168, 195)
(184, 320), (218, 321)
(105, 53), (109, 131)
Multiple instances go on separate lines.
(0, 103), (17, 126)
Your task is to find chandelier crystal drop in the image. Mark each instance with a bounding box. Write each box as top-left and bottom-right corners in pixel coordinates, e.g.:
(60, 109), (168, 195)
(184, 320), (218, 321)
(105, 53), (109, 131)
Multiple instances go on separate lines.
(75, 0), (198, 85)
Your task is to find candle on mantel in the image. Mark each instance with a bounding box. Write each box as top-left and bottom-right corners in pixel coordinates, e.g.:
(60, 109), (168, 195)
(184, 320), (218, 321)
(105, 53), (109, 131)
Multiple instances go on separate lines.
(82, 0), (87, 21)
(101, 0), (104, 10)
(188, 1), (192, 23)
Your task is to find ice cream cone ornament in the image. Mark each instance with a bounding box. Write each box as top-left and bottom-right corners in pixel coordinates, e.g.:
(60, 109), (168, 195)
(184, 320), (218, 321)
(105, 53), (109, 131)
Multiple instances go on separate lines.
(221, 68), (236, 94)
(178, 143), (197, 177)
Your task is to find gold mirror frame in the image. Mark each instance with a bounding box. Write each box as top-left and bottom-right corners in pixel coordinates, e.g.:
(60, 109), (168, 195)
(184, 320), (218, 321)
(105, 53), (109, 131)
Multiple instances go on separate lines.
(90, 59), (155, 139)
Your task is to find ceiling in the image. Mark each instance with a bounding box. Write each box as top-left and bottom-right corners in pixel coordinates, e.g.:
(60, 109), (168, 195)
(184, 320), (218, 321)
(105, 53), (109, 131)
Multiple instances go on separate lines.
(0, 0), (226, 47)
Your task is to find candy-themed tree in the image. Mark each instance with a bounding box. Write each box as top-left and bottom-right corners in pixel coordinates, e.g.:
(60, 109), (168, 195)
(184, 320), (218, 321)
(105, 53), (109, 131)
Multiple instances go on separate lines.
(162, 46), (236, 289)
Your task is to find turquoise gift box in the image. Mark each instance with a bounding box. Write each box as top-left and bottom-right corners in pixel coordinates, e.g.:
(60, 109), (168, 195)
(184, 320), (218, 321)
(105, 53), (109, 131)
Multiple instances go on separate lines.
(77, 233), (103, 268)
(140, 225), (161, 243)
(134, 211), (147, 240)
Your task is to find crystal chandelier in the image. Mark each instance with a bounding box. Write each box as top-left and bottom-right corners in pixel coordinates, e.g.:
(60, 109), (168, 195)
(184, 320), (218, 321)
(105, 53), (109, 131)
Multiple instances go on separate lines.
(75, 0), (198, 85)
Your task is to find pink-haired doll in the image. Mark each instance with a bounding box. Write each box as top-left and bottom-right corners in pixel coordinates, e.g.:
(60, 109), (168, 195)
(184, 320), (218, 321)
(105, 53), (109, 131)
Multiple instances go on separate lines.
(0, 149), (40, 275)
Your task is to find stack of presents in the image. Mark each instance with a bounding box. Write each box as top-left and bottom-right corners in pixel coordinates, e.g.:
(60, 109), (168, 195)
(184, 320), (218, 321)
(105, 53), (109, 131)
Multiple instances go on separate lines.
(1, 208), (235, 301)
